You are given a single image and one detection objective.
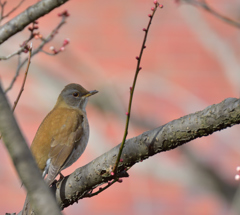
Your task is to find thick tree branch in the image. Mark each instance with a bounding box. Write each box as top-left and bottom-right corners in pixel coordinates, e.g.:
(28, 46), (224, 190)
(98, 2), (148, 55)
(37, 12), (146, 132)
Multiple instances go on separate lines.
(0, 85), (62, 215)
(54, 97), (240, 209)
(0, 0), (69, 44)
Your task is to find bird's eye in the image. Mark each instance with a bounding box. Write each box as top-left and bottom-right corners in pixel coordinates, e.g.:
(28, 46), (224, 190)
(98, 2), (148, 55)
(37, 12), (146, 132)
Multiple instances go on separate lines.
(73, 92), (79, 97)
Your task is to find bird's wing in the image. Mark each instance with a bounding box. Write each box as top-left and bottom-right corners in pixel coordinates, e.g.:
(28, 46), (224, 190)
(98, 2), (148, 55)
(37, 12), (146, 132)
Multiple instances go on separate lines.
(46, 110), (83, 185)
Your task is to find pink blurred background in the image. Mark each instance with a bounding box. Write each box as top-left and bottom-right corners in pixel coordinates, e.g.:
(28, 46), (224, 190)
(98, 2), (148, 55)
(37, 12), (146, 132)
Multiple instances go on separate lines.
(1, 0), (240, 214)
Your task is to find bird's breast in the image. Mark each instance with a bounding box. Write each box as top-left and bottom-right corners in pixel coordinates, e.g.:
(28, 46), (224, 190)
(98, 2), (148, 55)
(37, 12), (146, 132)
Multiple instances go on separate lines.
(62, 113), (89, 170)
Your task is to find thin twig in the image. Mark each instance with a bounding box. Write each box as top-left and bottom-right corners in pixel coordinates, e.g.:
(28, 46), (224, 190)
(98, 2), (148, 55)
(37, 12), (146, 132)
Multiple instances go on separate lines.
(113, 2), (161, 174)
(0, 0), (69, 44)
(203, 3), (240, 28)
(0, 22), (37, 61)
(184, 0), (240, 29)
(82, 179), (118, 199)
(0, 0), (6, 24)
(0, 0), (25, 26)
(4, 15), (67, 93)
(40, 50), (56, 56)
(0, 46), (27, 60)
(0, 46), (31, 140)
(12, 43), (32, 112)
(2, 0), (25, 20)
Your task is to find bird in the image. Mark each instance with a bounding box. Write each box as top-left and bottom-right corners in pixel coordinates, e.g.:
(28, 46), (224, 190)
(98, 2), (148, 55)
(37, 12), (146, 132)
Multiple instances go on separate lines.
(22, 83), (98, 214)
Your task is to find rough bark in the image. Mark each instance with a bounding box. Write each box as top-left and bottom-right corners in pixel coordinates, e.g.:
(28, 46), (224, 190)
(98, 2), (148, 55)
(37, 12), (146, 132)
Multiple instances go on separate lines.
(53, 97), (240, 209)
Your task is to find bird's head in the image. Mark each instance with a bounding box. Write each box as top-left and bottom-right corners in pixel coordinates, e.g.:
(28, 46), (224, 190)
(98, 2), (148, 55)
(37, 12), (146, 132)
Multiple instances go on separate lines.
(57, 83), (98, 110)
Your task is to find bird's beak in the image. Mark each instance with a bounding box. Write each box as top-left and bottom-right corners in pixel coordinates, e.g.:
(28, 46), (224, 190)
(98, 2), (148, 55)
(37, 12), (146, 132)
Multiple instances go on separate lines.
(84, 90), (98, 97)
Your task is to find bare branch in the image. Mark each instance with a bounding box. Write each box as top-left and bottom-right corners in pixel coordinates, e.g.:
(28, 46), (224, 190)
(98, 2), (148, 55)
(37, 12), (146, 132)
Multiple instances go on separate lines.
(183, 0), (240, 28)
(0, 0), (7, 24)
(202, 2), (240, 28)
(0, 85), (62, 215)
(0, 21), (36, 61)
(0, 46), (25, 60)
(0, 0), (25, 25)
(52, 97), (240, 209)
(0, 0), (69, 44)
(2, 0), (25, 20)
(4, 15), (67, 93)
(113, 1), (161, 174)
(12, 44), (32, 112)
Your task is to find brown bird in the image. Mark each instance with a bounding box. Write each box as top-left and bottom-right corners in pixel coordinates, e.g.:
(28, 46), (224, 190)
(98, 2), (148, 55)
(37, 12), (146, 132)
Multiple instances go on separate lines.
(22, 83), (98, 214)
